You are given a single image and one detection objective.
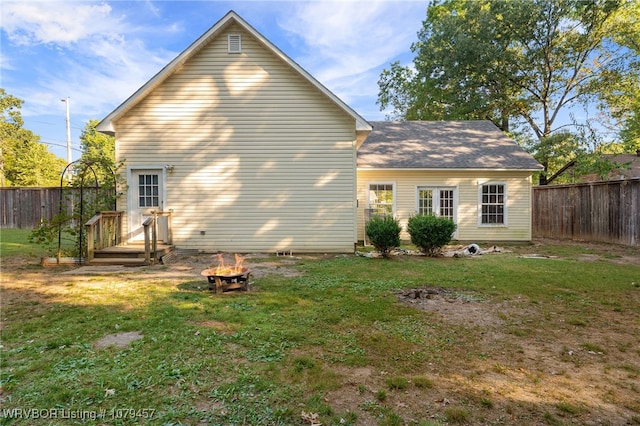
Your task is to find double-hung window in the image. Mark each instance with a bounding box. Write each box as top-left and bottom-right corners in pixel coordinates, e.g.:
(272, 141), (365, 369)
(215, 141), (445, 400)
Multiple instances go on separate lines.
(368, 183), (394, 217)
(479, 182), (506, 225)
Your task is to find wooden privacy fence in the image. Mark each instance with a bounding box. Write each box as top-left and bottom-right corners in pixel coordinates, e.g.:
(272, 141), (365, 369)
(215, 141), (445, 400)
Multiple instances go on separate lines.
(0, 187), (114, 229)
(532, 178), (639, 246)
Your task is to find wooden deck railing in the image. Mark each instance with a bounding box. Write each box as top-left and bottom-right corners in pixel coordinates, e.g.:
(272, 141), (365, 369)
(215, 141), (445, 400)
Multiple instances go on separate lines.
(142, 216), (156, 265)
(86, 210), (172, 265)
(142, 211), (173, 265)
(85, 211), (123, 262)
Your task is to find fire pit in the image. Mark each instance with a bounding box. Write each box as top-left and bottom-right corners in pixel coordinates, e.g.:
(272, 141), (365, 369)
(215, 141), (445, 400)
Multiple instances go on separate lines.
(201, 254), (251, 294)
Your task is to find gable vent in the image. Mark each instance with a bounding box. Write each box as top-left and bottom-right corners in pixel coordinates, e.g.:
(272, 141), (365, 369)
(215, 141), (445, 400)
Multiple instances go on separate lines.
(228, 34), (241, 53)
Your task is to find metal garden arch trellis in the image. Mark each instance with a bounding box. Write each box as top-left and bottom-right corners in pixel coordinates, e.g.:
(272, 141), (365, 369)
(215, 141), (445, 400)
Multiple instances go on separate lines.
(57, 159), (117, 264)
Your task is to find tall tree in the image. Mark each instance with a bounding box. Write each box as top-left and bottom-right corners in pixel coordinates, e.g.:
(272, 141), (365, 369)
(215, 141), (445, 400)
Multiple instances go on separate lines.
(0, 88), (66, 186)
(76, 119), (117, 186)
(595, 0), (640, 152)
(378, 0), (639, 184)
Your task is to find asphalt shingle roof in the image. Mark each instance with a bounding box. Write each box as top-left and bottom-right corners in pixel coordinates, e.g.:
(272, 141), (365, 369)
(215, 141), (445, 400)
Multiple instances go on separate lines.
(357, 121), (543, 170)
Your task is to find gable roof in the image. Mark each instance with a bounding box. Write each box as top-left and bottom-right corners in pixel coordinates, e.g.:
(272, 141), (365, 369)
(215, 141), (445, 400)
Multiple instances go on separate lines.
(97, 10), (371, 134)
(357, 120), (543, 171)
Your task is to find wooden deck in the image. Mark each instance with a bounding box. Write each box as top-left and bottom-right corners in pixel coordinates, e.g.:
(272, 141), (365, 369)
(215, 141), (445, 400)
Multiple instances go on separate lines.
(89, 243), (175, 266)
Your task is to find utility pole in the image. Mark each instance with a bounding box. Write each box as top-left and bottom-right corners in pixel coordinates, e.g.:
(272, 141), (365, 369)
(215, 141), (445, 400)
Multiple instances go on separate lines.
(61, 97), (72, 165)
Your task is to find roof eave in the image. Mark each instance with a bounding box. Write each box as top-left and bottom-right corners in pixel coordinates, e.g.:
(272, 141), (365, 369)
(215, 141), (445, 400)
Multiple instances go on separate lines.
(95, 121), (115, 135)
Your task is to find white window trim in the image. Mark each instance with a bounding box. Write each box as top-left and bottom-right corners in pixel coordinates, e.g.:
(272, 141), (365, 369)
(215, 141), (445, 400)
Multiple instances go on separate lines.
(367, 182), (396, 217)
(477, 181), (508, 227)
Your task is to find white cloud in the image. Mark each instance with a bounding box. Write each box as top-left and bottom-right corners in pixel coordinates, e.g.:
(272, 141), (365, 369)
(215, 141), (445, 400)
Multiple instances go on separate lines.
(143, 0), (161, 18)
(1, 2), (122, 45)
(0, 53), (17, 71)
(278, 0), (424, 105)
(2, 1), (176, 119)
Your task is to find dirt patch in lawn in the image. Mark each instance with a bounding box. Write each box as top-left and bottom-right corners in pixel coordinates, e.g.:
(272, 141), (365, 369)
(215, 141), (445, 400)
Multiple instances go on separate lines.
(190, 320), (239, 334)
(396, 286), (515, 328)
(387, 284), (640, 425)
(95, 331), (143, 349)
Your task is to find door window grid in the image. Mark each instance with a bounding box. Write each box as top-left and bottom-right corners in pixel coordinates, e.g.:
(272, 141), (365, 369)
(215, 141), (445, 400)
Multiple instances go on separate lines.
(418, 189), (433, 215)
(418, 187), (454, 220)
(439, 189), (454, 220)
(139, 174), (159, 208)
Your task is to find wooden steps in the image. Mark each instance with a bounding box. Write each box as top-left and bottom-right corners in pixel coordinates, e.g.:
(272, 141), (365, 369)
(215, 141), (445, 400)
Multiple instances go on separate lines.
(88, 257), (150, 266)
(88, 243), (175, 266)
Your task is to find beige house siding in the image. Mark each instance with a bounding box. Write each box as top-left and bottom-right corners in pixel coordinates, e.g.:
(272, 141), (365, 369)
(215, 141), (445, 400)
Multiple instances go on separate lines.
(114, 23), (358, 253)
(357, 170), (534, 243)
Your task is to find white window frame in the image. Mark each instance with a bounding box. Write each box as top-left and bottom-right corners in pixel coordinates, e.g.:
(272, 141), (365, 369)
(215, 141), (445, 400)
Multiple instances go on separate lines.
(367, 182), (396, 218)
(415, 186), (457, 222)
(478, 181), (508, 227)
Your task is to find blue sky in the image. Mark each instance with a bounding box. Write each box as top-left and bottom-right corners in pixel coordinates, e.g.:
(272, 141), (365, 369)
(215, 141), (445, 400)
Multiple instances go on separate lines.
(1, 0), (427, 162)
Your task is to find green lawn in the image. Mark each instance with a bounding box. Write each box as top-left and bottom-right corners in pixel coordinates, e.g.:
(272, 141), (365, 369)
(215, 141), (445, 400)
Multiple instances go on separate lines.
(1, 236), (639, 425)
(1, 228), (76, 258)
(1, 228), (47, 257)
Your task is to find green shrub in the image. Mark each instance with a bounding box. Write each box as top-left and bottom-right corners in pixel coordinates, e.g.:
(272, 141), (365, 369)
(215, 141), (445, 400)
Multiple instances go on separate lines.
(365, 216), (401, 258)
(407, 214), (456, 256)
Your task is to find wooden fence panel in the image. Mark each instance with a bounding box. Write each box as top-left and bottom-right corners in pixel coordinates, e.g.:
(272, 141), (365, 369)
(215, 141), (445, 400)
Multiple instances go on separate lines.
(0, 187), (112, 229)
(532, 178), (639, 246)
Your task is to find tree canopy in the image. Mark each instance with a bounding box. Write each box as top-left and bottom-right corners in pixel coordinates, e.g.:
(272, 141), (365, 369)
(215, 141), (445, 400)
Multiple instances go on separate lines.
(378, 0), (640, 183)
(76, 119), (117, 186)
(1, 88), (66, 187)
(597, 0), (640, 152)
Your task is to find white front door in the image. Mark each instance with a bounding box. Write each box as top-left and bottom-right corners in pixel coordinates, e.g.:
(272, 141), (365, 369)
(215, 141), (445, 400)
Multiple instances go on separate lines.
(129, 168), (165, 242)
